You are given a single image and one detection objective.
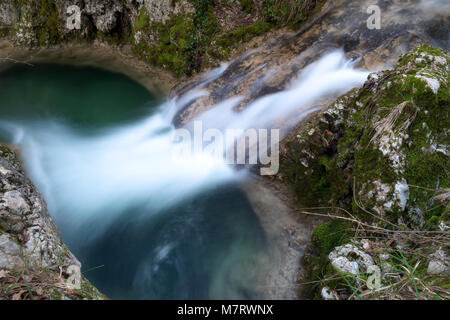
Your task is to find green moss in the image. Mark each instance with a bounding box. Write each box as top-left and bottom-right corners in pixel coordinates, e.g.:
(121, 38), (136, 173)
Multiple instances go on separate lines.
(9, 0), (62, 46)
(73, 282), (106, 300)
(217, 20), (271, 48)
(398, 44), (447, 68)
(133, 14), (196, 77)
(134, 6), (150, 31)
(131, 0), (222, 77)
(353, 138), (397, 186)
(129, 0), (324, 77)
(6, 0), (324, 76)
(301, 219), (353, 298)
(50, 289), (63, 300)
(0, 145), (14, 158)
(284, 46), (449, 298)
(294, 46), (447, 222)
(312, 220), (352, 257)
(262, 0), (324, 30)
(387, 47), (449, 226)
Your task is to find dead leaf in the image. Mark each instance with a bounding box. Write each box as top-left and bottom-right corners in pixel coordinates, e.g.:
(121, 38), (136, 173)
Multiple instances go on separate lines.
(12, 290), (25, 300)
(0, 270), (9, 279)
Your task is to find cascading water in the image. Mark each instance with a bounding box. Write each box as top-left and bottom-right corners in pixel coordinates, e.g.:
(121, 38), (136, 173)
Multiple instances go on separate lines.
(0, 49), (370, 299)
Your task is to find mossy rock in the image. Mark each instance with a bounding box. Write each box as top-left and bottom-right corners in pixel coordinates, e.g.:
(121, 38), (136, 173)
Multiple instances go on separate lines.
(283, 45), (449, 226)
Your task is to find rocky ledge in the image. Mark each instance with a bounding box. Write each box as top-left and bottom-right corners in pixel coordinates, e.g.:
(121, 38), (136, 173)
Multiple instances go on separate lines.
(0, 144), (104, 300)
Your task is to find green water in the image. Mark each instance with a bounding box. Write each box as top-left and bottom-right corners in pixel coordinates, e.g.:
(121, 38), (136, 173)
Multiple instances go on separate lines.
(0, 64), (156, 129)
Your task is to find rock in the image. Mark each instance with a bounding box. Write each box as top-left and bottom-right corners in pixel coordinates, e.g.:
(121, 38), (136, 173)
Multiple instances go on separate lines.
(415, 75), (440, 94)
(0, 144), (104, 299)
(362, 239), (370, 250)
(0, 144), (74, 269)
(2, 190), (31, 215)
(283, 45), (449, 227)
(0, 234), (22, 268)
(294, 45), (449, 299)
(320, 286), (334, 300)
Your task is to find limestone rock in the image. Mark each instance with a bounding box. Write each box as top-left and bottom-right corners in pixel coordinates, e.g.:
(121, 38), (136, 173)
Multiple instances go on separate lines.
(328, 243), (374, 275)
(0, 2), (12, 27)
(287, 45), (449, 300)
(84, 0), (124, 33)
(144, 0), (194, 24)
(320, 286), (334, 300)
(283, 45), (449, 227)
(0, 234), (22, 268)
(427, 249), (450, 276)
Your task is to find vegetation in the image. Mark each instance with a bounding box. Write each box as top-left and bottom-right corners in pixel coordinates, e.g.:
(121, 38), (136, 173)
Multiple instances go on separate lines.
(0, 266), (105, 300)
(302, 214), (450, 299)
(0, 144), (106, 300)
(217, 20), (271, 49)
(1, 0), (325, 77)
(10, 0), (61, 46)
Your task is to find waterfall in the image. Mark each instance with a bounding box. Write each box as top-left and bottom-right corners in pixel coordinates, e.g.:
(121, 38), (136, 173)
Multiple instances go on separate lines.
(0, 49), (370, 299)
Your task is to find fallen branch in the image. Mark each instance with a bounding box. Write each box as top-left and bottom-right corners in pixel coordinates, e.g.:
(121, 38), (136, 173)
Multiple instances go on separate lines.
(0, 56), (34, 66)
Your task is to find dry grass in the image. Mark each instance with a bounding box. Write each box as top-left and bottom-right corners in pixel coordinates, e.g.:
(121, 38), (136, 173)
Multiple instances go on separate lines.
(0, 266), (74, 300)
(264, 0), (320, 25)
(0, 265), (103, 300)
(369, 100), (417, 146)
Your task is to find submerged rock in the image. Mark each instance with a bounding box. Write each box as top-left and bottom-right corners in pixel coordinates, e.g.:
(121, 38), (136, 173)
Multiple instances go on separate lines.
(0, 144), (104, 300)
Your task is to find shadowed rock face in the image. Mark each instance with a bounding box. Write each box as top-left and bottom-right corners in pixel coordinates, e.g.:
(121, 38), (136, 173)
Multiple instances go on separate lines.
(173, 0), (450, 125)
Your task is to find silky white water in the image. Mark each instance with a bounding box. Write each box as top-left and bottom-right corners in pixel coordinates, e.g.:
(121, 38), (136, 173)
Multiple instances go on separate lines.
(0, 49), (370, 299)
